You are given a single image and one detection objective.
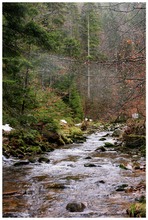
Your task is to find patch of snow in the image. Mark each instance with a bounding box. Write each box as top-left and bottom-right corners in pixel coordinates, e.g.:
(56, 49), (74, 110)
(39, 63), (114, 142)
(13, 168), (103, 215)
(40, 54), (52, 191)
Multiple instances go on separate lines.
(60, 119), (67, 124)
(2, 124), (14, 132)
(75, 123), (82, 127)
(132, 113), (139, 119)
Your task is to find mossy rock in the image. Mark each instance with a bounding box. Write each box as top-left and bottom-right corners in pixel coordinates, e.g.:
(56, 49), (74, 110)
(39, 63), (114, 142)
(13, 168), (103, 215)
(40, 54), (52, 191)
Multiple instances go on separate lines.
(127, 203), (146, 217)
(116, 184), (128, 191)
(139, 145), (146, 157)
(84, 163), (96, 167)
(8, 149), (19, 157)
(38, 157), (50, 163)
(42, 130), (65, 145)
(9, 138), (25, 147)
(27, 146), (43, 154)
(61, 134), (73, 144)
(28, 158), (36, 163)
(72, 136), (86, 143)
(119, 164), (128, 170)
(66, 202), (86, 212)
(123, 134), (146, 148)
(135, 196), (146, 203)
(15, 149), (25, 157)
(99, 137), (106, 141)
(95, 146), (106, 152)
(70, 127), (83, 137)
(14, 160), (30, 166)
(104, 142), (115, 147)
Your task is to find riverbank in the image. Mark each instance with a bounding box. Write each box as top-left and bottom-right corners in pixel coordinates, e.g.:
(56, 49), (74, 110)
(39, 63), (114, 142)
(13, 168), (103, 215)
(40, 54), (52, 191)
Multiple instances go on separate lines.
(3, 119), (146, 159)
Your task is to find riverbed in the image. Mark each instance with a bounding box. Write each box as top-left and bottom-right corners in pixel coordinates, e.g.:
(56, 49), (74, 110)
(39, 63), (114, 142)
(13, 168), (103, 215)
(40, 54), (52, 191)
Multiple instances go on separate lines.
(3, 131), (145, 218)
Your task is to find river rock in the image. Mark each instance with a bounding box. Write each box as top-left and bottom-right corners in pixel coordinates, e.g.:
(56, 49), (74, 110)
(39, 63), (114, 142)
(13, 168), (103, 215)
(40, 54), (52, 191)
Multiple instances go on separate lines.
(99, 137), (106, 141)
(116, 184), (128, 191)
(84, 163), (96, 167)
(38, 157), (50, 163)
(104, 142), (115, 147)
(119, 163), (128, 170)
(123, 134), (146, 148)
(66, 202), (86, 212)
(45, 183), (66, 189)
(13, 160), (30, 166)
(95, 146), (106, 152)
(84, 163), (101, 167)
(102, 133), (110, 137)
(84, 156), (92, 159)
(95, 180), (105, 186)
(98, 180), (105, 184)
(112, 128), (123, 137)
(28, 158), (36, 163)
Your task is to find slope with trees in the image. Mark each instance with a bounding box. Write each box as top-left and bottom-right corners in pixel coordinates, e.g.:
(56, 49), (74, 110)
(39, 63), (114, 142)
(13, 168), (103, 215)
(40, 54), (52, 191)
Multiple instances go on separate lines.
(3, 2), (146, 154)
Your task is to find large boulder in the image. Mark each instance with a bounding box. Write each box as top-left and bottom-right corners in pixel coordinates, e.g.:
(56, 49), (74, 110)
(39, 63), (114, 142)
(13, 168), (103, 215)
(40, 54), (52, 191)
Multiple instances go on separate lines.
(112, 128), (124, 137)
(123, 134), (145, 148)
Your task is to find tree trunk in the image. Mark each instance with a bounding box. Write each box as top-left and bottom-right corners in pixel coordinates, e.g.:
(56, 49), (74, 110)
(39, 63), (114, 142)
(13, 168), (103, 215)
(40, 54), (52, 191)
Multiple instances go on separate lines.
(87, 14), (90, 99)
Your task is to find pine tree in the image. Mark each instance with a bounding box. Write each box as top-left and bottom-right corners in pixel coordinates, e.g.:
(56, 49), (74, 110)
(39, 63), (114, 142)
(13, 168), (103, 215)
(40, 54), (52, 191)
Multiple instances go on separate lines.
(3, 3), (68, 124)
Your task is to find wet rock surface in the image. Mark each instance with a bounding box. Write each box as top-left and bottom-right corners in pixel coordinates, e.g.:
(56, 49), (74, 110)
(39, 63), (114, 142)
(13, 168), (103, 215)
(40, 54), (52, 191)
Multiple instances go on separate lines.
(3, 130), (146, 218)
(66, 202), (86, 212)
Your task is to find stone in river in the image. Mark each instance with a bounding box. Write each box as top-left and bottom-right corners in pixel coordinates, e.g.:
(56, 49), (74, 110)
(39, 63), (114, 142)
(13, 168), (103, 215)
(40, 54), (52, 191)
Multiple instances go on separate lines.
(84, 163), (101, 167)
(84, 156), (92, 159)
(13, 160), (30, 166)
(38, 157), (50, 163)
(84, 163), (96, 167)
(66, 202), (86, 212)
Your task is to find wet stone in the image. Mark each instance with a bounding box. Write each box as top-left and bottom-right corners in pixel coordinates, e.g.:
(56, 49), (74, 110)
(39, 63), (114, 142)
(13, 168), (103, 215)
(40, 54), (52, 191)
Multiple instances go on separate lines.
(104, 142), (115, 147)
(38, 157), (50, 163)
(99, 137), (106, 141)
(84, 156), (92, 159)
(99, 180), (105, 184)
(3, 213), (20, 218)
(28, 158), (36, 163)
(45, 183), (66, 189)
(95, 180), (105, 186)
(116, 184), (128, 191)
(84, 163), (101, 167)
(95, 146), (106, 152)
(84, 163), (96, 167)
(13, 160), (30, 166)
(66, 202), (86, 212)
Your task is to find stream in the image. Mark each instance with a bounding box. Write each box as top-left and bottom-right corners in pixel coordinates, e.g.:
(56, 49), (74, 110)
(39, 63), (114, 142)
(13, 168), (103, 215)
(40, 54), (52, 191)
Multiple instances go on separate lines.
(3, 130), (146, 218)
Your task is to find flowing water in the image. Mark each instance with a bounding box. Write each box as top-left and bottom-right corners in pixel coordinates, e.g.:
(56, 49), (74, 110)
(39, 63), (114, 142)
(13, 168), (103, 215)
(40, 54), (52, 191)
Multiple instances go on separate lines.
(3, 131), (145, 218)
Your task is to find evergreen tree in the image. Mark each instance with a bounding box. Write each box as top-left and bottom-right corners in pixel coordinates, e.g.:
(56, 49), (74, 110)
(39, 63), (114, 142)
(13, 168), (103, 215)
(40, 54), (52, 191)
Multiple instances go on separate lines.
(2, 3), (68, 124)
(69, 83), (84, 121)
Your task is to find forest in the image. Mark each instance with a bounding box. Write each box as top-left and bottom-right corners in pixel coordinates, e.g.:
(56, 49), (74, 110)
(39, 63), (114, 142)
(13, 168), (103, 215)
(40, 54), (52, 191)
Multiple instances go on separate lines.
(2, 2), (146, 218)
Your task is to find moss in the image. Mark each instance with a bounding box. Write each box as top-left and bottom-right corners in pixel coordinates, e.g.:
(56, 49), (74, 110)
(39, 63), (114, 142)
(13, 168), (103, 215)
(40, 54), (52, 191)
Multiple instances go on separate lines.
(61, 134), (73, 144)
(127, 203), (146, 217)
(139, 145), (146, 157)
(104, 142), (115, 147)
(26, 146), (43, 154)
(123, 134), (146, 149)
(119, 164), (128, 170)
(70, 126), (83, 137)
